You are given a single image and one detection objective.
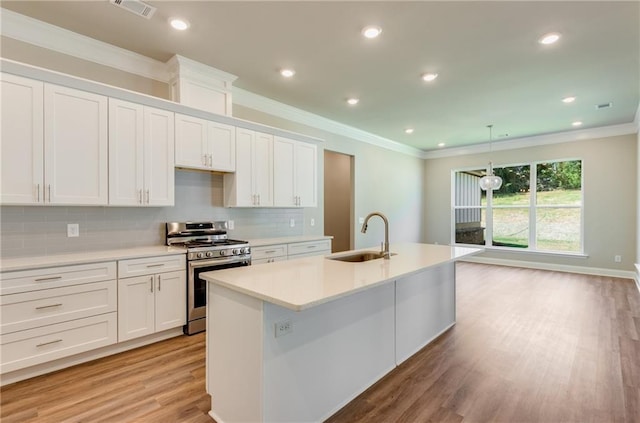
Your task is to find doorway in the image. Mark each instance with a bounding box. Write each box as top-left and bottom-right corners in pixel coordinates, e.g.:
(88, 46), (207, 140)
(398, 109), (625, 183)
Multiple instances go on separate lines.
(324, 150), (354, 253)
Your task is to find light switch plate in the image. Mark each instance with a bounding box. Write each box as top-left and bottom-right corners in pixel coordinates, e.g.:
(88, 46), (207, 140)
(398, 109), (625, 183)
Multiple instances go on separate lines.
(289, 218), (295, 228)
(67, 223), (79, 237)
(228, 220), (235, 230)
(310, 218), (315, 227)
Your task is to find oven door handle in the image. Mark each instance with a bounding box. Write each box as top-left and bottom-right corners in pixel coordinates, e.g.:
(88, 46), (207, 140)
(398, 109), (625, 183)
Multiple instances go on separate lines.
(188, 257), (249, 269)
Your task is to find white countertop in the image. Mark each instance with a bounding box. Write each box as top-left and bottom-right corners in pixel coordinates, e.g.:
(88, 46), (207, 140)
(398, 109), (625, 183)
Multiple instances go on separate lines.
(202, 243), (482, 311)
(247, 235), (333, 247)
(0, 246), (186, 272)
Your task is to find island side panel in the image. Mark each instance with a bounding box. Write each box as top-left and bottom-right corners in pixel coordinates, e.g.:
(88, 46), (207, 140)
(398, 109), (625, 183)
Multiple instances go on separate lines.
(207, 283), (264, 423)
(395, 262), (456, 365)
(262, 282), (396, 423)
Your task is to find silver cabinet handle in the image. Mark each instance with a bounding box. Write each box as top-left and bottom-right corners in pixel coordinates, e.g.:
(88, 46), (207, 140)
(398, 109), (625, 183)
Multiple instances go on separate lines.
(257, 194), (261, 205)
(35, 276), (62, 282)
(145, 189), (150, 204)
(139, 189), (143, 204)
(146, 263), (164, 268)
(203, 154), (208, 166)
(35, 303), (63, 310)
(150, 275), (154, 293)
(36, 183), (40, 202)
(252, 194), (257, 206)
(48, 184), (51, 203)
(265, 250), (277, 254)
(307, 245), (317, 249)
(37, 339), (62, 347)
(158, 274), (161, 291)
(208, 154), (213, 167)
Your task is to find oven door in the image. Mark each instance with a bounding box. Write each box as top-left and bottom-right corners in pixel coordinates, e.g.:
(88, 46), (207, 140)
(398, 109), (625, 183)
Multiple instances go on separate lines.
(188, 257), (250, 322)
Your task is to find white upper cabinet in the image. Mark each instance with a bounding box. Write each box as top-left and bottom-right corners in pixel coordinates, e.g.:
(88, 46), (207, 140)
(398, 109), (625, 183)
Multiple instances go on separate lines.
(0, 73), (44, 204)
(224, 128), (273, 207)
(175, 114), (235, 172)
(109, 99), (174, 206)
(44, 84), (108, 205)
(273, 136), (317, 207)
(1, 78), (108, 206)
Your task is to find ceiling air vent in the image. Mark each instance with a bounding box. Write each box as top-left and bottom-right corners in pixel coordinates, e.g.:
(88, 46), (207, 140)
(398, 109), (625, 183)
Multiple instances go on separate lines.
(110, 0), (156, 19)
(595, 102), (613, 110)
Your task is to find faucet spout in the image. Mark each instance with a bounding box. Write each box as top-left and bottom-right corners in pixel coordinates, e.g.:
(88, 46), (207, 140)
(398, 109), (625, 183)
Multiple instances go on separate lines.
(360, 212), (390, 259)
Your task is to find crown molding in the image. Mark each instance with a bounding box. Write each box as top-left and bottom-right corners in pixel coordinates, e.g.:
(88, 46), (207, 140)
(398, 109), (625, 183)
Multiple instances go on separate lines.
(422, 123), (638, 159)
(0, 8), (170, 82)
(232, 87), (426, 158)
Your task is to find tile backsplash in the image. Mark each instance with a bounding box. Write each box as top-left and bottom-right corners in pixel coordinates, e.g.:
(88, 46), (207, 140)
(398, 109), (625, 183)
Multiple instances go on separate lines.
(0, 170), (304, 258)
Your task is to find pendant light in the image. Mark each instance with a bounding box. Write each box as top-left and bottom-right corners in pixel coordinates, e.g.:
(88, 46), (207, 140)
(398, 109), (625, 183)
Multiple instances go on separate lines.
(479, 125), (503, 191)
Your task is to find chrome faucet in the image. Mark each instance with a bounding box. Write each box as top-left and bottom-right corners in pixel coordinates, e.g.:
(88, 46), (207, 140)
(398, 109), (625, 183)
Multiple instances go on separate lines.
(361, 212), (390, 259)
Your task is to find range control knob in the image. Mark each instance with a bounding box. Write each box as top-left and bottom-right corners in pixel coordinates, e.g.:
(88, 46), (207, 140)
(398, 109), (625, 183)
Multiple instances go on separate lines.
(206, 251), (215, 258)
(232, 248), (240, 255)
(243, 247), (251, 254)
(219, 250), (227, 256)
(196, 252), (205, 259)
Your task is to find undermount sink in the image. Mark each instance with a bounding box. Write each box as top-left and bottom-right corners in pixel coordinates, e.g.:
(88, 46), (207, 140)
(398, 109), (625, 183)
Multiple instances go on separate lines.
(327, 251), (397, 263)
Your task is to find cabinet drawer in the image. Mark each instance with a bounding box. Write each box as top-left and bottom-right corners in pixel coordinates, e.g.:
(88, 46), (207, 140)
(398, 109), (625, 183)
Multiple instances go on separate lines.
(0, 312), (117, 374)
(118, 254), (185, 278)
(0, 280), (117, 335)
(251, 244), (287, 260)
(287, 240), (332, 257)
(0, 262), (116, 295)
(252, 256), (288, 265)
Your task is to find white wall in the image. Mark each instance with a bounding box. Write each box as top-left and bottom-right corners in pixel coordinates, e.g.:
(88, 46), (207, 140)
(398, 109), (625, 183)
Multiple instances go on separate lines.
(424, 134), (637, 271)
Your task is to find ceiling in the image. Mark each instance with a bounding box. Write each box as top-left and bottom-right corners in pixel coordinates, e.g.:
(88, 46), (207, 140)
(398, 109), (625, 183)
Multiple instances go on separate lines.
(2, 1), (638, 152)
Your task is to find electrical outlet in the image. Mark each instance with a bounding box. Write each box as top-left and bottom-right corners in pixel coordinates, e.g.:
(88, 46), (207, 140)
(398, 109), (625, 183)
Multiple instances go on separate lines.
(358, 217), (364, 224)
(614, 255), (622, 263)
(290, 218), (295, 228)
(274, 319), (293, 337)
(310, 218), (315, 227)
(67, 223), (79, 238)
(228, 220), (235, 230)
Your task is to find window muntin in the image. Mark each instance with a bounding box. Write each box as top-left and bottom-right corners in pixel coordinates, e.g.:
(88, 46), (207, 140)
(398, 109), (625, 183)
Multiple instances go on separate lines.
(452, 159), (583, 254)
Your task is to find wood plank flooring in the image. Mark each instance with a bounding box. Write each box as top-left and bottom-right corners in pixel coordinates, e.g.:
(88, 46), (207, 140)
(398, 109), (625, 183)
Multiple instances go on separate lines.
(1, 262), (638, 423)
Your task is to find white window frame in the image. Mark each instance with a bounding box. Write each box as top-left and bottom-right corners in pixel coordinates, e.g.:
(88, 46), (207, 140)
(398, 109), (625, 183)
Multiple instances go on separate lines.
(451, 158), (585, 255)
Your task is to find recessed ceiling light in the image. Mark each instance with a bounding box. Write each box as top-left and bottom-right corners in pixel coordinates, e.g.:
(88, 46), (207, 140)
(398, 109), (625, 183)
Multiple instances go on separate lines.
(362, 26), (382, 39)
(572, 121), (583, 127)
(405, 128), (414, 134)
(347, 98), (359, 106)
(562, 96), (576, 103)
(539, 32), (561, 45)
(437, 142), (446, 148)
(280, 69), (295, 78)
(169, 18), (190, 31)
(422, 73), (438, 82)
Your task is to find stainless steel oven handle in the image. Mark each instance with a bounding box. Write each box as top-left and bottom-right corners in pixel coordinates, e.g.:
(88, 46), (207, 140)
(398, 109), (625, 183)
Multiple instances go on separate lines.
(188, 257), (250, 268)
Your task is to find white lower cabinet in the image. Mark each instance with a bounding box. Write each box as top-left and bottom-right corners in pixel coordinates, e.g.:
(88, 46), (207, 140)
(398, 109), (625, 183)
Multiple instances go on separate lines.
(117, 256), (186, 342)
(0, 262), (118, 374)
(287, 239), (332, 259)
(251, 244), (288, 264)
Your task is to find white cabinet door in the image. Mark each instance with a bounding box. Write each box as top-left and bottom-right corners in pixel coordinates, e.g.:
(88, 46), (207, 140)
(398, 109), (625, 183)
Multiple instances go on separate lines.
(44, 84), (108, 205)
(154, 270), (186, 332)
(224, 128), (272, 207)
(175, 114), (208, 170)
(144, 107), (174, 206)
(108, 98), (144, 206)
(209, 121), (235, 172)
(295, 142), (317, 207)
(118, 275), (155, 342)
(0, 73), (44, 204)
(253, 132), (273, 207)
(273, 137), (296, 207)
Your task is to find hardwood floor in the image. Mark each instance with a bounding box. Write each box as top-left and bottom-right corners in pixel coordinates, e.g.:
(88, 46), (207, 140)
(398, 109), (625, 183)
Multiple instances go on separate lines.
(0, 333), (212, 423)
(1, 263), (638, 422)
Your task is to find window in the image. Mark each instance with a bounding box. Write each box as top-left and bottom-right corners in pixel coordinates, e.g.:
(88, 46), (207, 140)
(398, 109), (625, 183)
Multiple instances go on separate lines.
(452, 159), (583, 254)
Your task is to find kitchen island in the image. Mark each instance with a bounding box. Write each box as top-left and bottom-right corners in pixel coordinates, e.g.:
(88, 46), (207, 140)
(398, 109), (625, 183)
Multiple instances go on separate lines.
(202, 243), (482, 423)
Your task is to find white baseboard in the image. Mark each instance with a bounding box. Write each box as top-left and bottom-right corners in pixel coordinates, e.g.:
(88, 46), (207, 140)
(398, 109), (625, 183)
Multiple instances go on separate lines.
(463, 256), (636, 280)
(635, 264), (640, 294)
(0, 327), (183, 386)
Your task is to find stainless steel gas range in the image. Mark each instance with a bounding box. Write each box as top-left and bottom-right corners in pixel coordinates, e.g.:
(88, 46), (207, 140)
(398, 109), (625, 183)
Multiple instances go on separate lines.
(166, 221), (251, 335)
